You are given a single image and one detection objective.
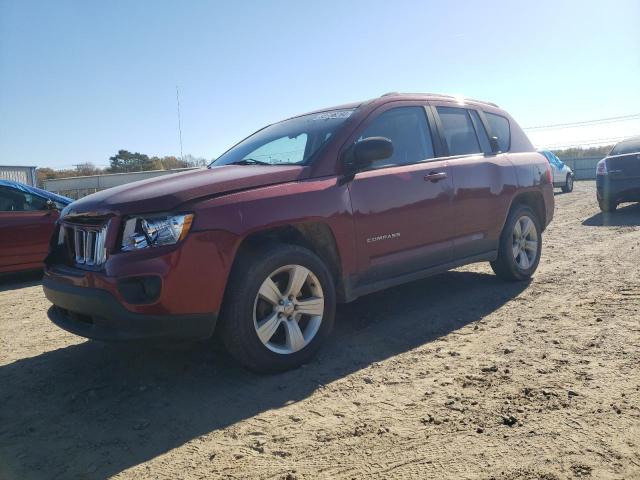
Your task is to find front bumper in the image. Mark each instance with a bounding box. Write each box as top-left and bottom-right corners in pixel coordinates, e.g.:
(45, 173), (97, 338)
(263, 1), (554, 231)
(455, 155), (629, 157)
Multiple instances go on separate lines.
(44, 277), (217, 341)
(43, 229), (237, 341)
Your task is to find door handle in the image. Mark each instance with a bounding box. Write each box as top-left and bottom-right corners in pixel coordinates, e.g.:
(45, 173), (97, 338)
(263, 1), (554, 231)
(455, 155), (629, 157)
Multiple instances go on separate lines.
(424, 171), (447, 182)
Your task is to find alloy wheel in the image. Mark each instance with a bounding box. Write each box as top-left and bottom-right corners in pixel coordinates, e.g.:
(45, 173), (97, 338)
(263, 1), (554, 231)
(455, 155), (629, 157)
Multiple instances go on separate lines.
(253, 264), (324, 355)
(511, 215), (538, 270)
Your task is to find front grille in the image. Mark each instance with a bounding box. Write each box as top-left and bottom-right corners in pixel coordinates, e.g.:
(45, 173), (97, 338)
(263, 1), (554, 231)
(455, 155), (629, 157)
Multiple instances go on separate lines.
(59, 220), (110, 268)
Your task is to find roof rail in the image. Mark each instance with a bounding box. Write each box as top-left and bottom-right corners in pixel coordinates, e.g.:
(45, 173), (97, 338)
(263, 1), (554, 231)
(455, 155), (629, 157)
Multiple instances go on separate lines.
(465, 97), (499, 108)
(379, 92), (499, 108)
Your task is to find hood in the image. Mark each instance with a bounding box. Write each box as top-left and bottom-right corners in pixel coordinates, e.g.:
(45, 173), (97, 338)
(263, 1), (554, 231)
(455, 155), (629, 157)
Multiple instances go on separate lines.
(64, 165), (306, 216)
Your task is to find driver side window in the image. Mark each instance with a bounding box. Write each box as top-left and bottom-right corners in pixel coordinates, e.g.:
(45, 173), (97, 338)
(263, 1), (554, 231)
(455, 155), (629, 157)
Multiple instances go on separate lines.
(0, 186), (47, 212)
(358, 106), (434, 169)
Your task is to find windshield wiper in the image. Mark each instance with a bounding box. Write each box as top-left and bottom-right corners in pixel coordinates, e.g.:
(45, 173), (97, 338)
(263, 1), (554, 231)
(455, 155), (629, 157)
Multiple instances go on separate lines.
(228, 158), (271, 166)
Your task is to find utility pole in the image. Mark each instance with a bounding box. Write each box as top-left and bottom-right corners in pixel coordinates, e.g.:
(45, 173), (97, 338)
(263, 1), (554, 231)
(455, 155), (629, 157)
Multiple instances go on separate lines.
(176, 86), (184, 162)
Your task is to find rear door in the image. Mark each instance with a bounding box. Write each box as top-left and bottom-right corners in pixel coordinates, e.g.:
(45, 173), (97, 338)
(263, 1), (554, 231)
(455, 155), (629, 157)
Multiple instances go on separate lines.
(429, 104), (515, 259)
(0, 186), (59, 272)
(347, 103), (455, 285)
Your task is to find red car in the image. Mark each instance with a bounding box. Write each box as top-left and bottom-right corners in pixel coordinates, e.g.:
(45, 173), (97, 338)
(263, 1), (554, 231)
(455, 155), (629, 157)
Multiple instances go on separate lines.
(43, 93), (554, 372)
(0, 180), (72, 274)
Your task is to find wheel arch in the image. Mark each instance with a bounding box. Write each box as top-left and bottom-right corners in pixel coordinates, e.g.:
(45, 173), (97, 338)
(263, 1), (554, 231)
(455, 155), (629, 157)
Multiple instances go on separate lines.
(229, 222), (347, 302)
(505, 190), (547, 232)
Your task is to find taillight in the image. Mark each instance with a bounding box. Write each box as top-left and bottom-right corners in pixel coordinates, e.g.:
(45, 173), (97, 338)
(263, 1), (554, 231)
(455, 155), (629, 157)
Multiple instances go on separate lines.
(596, 159), (608, 176)
(545, 162), (552, 184)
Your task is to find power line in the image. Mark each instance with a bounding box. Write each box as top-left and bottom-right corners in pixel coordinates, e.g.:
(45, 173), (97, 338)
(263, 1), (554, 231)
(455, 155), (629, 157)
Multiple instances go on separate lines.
(524, 113), (640, 131)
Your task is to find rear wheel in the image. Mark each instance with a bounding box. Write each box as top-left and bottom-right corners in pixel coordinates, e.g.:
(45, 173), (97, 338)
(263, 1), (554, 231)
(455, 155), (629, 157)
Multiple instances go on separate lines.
(219, 244), (336, 373)
(561, 174), (574, 193)
(598, 198), (617, 212)
(490, 204), (542, 281)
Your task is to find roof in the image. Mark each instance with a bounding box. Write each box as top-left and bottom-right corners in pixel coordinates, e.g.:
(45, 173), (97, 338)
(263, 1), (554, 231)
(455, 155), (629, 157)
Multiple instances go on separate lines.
(292, 92), (501, 120)
(378, 92), (499, 108)
(616, 135), (640, 143)
(284, 101), (364, 121)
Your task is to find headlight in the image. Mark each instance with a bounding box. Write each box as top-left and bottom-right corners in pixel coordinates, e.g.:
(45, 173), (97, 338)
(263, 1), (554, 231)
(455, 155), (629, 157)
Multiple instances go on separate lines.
(121, 213), (194, 251)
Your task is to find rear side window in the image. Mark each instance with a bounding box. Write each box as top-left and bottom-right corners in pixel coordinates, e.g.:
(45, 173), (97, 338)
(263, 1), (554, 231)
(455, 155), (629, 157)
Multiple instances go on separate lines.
(485, 113), (511, 152)
(359, 106), (434, 168)
(436, 107), (482, 156)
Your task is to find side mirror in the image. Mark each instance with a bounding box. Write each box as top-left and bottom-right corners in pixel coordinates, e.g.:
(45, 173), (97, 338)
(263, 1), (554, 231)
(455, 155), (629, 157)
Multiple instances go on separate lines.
(489, 136), (500, 154)
(45, 199), (58, 211)
(344, 137), (394, 172)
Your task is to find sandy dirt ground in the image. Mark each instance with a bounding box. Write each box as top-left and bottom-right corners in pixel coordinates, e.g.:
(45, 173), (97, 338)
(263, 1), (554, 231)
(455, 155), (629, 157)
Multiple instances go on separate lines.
(1, 181), (639, 480)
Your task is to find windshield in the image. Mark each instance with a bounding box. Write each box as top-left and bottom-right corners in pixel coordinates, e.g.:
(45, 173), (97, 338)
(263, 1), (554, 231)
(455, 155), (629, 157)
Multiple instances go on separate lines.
(610, 137), (640, 156)
(210, 109), (354, 167)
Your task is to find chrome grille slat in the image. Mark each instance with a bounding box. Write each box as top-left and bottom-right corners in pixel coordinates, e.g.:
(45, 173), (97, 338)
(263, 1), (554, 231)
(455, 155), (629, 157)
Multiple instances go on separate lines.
(63, 220), (110, 268)
(85, 231), (96, 266)
(74, 228), (85, 264)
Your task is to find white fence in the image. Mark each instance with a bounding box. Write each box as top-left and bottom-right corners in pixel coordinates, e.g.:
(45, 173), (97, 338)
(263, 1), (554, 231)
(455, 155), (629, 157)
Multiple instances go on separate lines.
(558, 157), (602, 180)
(44, 167), (201, 199)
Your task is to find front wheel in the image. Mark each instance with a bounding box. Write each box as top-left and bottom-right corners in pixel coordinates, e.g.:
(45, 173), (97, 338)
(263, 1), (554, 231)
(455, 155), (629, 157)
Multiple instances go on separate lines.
(491, 204), (542, 281)
(219, 244), (336, 373)
(561, 174), (574, 193)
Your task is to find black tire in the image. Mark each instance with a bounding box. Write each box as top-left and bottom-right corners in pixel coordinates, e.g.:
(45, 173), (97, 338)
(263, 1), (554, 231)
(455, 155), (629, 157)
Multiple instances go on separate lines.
(219, 244), (336, 373)
(561, 174), (574, 193)
(490, 204), (542, 281)
(598, 198), (617, 212)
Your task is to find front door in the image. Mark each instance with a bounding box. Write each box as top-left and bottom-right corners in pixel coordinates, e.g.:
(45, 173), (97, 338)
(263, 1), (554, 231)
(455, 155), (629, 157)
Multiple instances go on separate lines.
(347, 105), (455, 285)
(0, 186), (59, 272)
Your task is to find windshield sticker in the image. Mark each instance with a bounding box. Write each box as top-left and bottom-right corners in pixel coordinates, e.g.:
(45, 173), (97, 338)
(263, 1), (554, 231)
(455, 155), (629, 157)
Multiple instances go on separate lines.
(312, 110), (353, 121)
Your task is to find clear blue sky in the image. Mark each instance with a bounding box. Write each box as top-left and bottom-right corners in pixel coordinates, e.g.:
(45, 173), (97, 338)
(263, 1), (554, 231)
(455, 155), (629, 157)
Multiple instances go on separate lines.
(1, 0), (639, 169)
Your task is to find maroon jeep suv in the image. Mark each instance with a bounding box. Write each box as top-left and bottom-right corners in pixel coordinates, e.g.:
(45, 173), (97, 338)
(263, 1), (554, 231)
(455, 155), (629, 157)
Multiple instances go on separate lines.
(44, 93), (554, 372)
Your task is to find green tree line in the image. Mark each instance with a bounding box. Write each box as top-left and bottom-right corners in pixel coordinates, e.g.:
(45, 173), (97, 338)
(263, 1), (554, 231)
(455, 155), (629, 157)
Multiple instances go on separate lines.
(36, 145), (615, 188)
(37, 150), (208, 187)
(551, 145), (612, 160)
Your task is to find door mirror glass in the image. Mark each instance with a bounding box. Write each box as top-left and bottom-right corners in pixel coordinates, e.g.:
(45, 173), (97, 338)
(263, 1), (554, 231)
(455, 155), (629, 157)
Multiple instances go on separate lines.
(345, 137), (394, 171)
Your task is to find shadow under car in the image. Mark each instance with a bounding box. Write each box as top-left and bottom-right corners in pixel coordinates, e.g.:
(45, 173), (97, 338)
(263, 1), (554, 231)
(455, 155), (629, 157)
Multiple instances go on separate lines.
(0, 269), (528, 480)
(582, 202), (640, 227)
